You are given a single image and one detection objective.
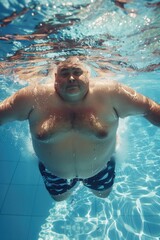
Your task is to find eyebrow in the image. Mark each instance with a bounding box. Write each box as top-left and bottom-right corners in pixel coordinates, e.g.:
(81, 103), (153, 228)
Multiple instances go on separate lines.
(60, 68), (69, 72)
(60, 67), (83, 71)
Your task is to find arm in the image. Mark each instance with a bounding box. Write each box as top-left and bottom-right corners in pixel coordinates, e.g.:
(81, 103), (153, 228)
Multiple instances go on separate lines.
(0, 86), (34, 126)
(112, 82), (160, 127)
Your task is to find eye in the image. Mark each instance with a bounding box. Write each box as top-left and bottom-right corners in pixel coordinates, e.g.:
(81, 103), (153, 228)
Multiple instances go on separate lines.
(60, 69), (70, 77)
(72, 68), (83, 76)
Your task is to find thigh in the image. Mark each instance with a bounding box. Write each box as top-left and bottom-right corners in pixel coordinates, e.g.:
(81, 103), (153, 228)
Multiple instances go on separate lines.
(38, 162), (78, 196)
(83, 157), (116, 192)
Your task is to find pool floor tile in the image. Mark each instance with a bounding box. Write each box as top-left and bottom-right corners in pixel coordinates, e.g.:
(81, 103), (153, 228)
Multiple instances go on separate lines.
(144, 215), (160, 238)
(0, 215), (31, 240)
(32, 185), (53, 216)
(11, 161), (40, 185)
(1, 185), (37, 215)
(0, 184), (9, 212)
(0, 161), (18, 184)
(28, 216), (46, 240)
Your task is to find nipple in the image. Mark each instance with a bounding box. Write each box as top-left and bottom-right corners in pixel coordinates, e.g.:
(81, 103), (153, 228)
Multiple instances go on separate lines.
(96, 130), (108, 139)
(35, 116), (55, 142)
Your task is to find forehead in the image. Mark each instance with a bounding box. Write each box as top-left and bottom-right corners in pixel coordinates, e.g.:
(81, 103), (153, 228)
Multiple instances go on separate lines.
(57, 62), (87, 72)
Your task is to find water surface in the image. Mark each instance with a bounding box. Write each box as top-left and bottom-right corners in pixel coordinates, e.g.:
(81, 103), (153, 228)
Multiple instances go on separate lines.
(0, 1), (160, 239)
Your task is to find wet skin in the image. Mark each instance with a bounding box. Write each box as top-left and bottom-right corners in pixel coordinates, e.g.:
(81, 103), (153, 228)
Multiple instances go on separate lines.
(30, 61), (119, 179)
(0, 58), (160, 200)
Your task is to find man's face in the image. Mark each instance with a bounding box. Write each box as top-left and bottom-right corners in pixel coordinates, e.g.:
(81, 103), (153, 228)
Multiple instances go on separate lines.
(55, 61), (90, 102)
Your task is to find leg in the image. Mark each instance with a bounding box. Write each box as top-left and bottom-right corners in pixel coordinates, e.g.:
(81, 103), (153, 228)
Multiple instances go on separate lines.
(91, 187), (113, 198)
(38, 162), (78, 201)
(83, 157), (116, 199)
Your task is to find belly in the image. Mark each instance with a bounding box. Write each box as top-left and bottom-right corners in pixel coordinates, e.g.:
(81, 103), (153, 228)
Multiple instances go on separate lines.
(32, 131), (116, 179)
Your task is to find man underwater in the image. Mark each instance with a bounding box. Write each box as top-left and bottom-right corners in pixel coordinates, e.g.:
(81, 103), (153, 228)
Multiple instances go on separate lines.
(0, 57), (160, 201)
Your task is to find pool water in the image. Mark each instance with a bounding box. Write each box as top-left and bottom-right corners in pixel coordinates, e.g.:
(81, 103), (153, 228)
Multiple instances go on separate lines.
(0, 0), (160, 240)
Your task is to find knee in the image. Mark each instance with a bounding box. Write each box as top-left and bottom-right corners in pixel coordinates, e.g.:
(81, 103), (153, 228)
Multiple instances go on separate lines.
(92, 191), (110, 198)
(91, 187), (112, 198)
(50, 189), (74, 201)
(50, 194), (69, 202)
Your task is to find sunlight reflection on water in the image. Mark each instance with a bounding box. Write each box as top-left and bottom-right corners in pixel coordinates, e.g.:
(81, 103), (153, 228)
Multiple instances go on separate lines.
(0, 0), (160, 239)
(37, 116), (160, 240)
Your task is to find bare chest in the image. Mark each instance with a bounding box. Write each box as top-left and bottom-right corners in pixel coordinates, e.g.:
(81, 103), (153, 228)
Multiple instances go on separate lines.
(30, 106), (117, 141)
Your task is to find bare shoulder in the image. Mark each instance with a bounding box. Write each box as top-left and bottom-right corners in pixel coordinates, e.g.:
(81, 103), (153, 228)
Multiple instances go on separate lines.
(90, 79), (118, 95)
(32, 83), (54, 94)
(14, 84), (35, 96)
(91, 79), (137, 97)
(17, 83), (54, 99)
(4, 85), (33, 104)
(3, 84), (50, 107)
(30, 84), (56, 101)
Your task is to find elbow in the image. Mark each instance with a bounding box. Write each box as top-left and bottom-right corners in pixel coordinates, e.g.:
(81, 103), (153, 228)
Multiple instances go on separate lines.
(144, 113), (160, 127)
(144, 102), (160, 127)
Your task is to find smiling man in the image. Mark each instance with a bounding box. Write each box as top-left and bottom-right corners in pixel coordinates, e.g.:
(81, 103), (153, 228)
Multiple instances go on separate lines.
(0, 57), (160, 201)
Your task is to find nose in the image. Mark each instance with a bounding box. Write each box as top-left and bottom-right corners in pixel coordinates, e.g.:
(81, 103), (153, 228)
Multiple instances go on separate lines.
(69, 76), (75, 83)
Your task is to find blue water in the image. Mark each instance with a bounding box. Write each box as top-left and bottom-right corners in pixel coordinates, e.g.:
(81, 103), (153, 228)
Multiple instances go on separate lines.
(0, 0), (160, 239)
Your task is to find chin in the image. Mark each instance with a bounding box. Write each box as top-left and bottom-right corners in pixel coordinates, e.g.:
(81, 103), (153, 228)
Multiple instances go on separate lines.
(66, 92), (83, 102)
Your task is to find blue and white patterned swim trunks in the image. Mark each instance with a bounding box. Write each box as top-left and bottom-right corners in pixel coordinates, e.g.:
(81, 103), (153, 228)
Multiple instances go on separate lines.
(39, 157), (115, 195)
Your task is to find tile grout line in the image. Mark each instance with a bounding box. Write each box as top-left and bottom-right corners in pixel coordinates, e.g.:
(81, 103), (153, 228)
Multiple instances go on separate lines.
(26, 184), (43, 240)
(0, 152), (21, 213)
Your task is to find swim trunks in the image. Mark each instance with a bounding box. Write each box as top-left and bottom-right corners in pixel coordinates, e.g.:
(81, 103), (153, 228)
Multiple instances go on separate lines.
(38, 157), (115, 196)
